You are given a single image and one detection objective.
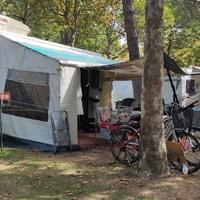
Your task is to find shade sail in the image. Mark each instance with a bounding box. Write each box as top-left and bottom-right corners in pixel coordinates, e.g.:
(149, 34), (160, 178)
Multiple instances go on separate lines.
(90, 54), (189, 81)
(100, 59), (144, 80)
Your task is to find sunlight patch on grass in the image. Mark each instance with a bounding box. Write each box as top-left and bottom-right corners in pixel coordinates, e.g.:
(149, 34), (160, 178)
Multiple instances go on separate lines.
(137, 197), (157, 200)
(0, 163), (15, 171)
(153, 180), (181, 188)
(139, 189), (154, 196)
(151, 176), (187, 190)
(48, 162), (81, 175)
(81, 193), (109, 200)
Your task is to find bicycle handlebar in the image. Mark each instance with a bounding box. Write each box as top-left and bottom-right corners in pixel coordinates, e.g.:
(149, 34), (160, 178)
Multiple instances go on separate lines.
(166, 100), (199, 115)
(181, 100), (199, 111)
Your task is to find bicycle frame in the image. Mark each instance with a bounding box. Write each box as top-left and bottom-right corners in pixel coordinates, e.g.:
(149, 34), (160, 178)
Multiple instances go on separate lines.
(112, 125), (140, 151)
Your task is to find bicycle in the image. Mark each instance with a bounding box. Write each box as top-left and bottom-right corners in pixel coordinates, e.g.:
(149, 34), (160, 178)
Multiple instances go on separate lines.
(165, 101), (200, 173)
(110, 101), (200, 174)
(110, 124), (140, 165)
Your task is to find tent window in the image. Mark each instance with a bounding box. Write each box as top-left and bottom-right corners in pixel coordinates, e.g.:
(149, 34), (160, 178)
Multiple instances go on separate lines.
(3, 69), (50, 121)
(186, 79), (195, 95)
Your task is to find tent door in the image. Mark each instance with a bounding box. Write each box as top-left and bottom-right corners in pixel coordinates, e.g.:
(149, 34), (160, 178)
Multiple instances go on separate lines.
(78, 68), (100, 131)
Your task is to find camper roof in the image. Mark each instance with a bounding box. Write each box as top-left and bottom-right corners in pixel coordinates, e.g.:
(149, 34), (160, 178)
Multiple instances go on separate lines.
(0, 30), (118, 67)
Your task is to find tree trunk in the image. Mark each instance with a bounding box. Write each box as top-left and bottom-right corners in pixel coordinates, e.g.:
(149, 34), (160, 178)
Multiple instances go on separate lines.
(132, 79), (142, 107)
(138, 0), (168, 177)
(60, 0), (77, 47)
(122, 0), (140, 60)
(61, 31), (76, 46)
(105, 27), (113, 58)
(22, 0), (29, 24)
(122, 0), (141, 106)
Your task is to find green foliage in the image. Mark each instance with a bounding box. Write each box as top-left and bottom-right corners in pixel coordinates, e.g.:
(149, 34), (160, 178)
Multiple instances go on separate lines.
(131, 0), (200, 66)
(134, 0), (145, 43)
(164, 0), (200, 66)
(74, 0), (123, 59)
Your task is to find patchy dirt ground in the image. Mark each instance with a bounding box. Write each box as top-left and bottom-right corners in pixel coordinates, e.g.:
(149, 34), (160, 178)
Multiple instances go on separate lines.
(0, 144), (200, 200)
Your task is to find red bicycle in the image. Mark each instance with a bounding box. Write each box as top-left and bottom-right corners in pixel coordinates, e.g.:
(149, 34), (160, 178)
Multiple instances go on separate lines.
(98, 108), (140, 165)
(110, 125), (140, 165)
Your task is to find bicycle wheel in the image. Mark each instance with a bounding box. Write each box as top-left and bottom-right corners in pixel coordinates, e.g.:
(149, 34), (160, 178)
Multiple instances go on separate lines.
(110, 126), (140, 164)
(168, 131), (200, 174)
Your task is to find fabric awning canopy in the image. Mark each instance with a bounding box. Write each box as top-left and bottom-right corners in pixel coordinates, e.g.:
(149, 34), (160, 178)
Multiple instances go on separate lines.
(99, 58), (144, 80)
(90, 54), (188, 81)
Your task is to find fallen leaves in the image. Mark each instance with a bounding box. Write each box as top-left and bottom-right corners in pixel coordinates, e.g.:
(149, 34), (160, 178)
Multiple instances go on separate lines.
(0, 192), (12, 200)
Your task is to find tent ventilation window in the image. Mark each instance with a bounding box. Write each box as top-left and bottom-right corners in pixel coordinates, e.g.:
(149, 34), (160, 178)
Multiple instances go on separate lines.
(3, 69), (50, 121)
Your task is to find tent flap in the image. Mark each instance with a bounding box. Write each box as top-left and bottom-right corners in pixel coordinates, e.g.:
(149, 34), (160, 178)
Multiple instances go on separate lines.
(163, 53), (187, 75)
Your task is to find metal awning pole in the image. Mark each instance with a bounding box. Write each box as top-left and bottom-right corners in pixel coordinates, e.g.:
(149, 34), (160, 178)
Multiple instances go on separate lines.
(166, 68), (179, 104)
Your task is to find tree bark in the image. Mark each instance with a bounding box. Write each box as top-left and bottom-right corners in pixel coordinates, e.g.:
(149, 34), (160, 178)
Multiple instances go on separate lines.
(138, 0), (168, 177)
(122, 0), (140, 60)
(60, 0), (78, 46)
(61, 31), (76, 46)
(122, 0), (141, 106)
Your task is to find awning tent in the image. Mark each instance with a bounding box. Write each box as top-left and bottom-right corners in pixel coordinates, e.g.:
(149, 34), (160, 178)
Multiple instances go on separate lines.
(0, 30), (119, 149)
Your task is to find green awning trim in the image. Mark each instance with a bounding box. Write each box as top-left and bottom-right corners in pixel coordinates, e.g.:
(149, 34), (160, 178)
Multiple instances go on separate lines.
(19, 42), (118, 66)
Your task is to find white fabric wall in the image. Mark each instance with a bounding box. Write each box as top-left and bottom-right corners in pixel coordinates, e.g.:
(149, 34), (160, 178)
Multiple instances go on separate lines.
(60, 66), (78, 145)
(112, 81), (134, 109)
(0, 36), (60, 145)
(77, 69), (83, 115)
(162, 76), (183, 105)
(0, 71), (60, 145)
(0, 36), (59, 74)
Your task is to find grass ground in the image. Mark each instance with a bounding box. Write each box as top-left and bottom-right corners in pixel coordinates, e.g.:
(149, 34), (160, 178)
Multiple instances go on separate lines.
(0, 146), (200, 200)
